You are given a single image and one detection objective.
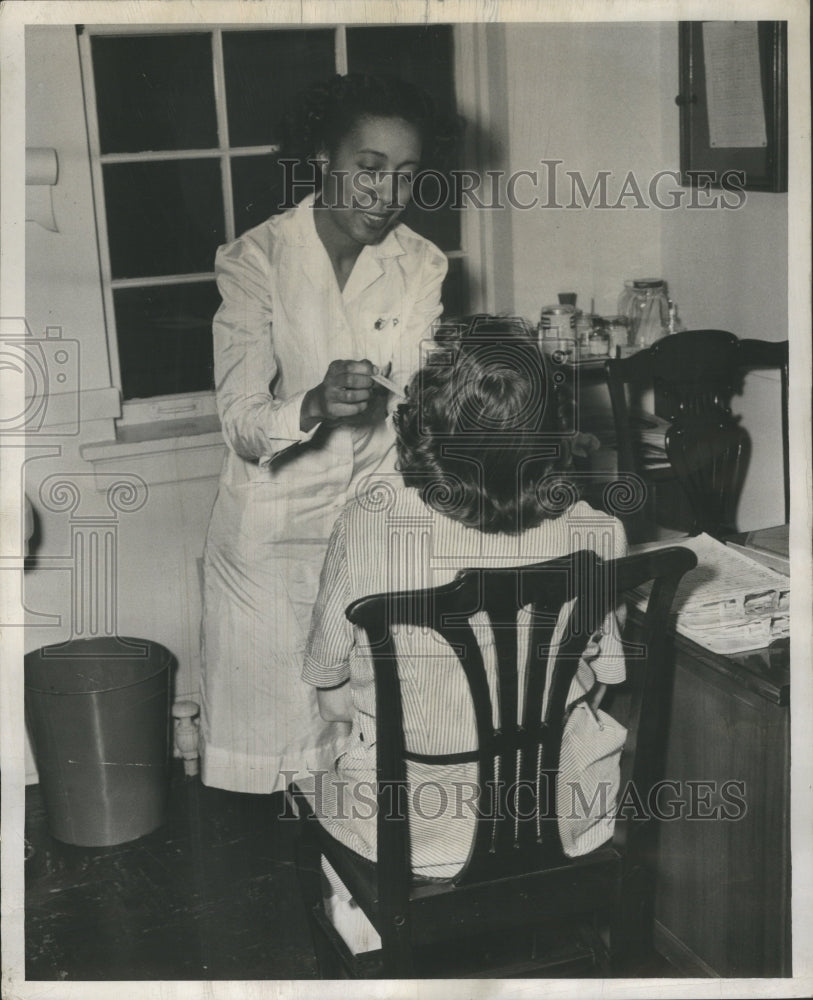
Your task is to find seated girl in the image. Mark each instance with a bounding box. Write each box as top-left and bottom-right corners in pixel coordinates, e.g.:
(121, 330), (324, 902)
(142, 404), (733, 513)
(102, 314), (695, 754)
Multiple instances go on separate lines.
(301, 317), (628, 952)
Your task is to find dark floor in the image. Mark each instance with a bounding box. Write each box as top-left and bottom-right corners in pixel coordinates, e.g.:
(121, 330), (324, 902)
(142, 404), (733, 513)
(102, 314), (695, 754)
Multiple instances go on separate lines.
(25, 764), (317, 980)
(25, 763), (679, 981)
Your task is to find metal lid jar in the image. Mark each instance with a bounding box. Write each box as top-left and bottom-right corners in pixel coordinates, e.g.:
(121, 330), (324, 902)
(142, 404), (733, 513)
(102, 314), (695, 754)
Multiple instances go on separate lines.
(539, 305), (576, 341)
(618, 279), (670, 349)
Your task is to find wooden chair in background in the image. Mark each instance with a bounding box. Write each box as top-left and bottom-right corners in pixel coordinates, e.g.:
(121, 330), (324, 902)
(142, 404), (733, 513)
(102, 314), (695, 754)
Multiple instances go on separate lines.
(604, 331), (789, 540)
(664, 412), (746, 537)
(291, 546), (696, 979)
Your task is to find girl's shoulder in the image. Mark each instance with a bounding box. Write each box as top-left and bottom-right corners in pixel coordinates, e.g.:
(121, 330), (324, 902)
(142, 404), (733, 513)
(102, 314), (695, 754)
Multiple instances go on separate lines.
(343, 484), (427, 533)
(567, 499), (621, 525)
(562, 501), (628, 556)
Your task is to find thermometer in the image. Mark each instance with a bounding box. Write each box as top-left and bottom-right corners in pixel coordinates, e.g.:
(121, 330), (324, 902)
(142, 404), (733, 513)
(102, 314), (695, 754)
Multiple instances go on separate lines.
(370, 372), (405, 399)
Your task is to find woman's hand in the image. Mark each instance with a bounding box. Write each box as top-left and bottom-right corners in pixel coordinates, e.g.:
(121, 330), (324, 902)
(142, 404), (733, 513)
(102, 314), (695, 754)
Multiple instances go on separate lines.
(301, 359), (379, 431)
(571, 432), (601, 458)
(317, 681), (353, 723)
(574, 632), (605, 709)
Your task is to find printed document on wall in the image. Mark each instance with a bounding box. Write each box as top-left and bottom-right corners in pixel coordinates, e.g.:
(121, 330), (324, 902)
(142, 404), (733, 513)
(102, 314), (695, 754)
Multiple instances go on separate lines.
(703, 21), (768, 149)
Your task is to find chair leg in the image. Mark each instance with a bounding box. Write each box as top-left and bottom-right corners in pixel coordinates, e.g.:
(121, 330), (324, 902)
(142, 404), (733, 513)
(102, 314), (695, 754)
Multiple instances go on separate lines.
(294, 822), (347, 978)
(306, 902), (350, 979)
(578, 919), (611, 977)
(608, 865), (655, 975)
(379, 914), (416, 978)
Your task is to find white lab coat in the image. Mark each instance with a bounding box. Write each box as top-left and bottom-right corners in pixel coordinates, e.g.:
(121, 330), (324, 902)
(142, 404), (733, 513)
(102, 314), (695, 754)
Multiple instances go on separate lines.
(201, 194), (447, 792)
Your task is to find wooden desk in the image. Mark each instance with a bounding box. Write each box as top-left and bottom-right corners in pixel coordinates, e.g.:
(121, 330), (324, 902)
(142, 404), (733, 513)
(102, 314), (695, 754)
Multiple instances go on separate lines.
(652, 626), (790, 977)
(628, 533), (791, 977)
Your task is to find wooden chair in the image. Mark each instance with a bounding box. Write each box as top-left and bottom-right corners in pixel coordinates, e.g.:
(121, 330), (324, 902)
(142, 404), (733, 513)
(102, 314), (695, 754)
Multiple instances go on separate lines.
(604, 331), (789, 539)
(291, 545), (696, 979)
(664, 412), (747, 536)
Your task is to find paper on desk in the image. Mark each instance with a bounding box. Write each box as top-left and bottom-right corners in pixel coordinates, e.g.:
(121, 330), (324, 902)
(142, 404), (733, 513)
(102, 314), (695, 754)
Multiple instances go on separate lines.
(703, 22), (768, 149)
(631, 533), (789, 654)
(725, 540), (789, 576)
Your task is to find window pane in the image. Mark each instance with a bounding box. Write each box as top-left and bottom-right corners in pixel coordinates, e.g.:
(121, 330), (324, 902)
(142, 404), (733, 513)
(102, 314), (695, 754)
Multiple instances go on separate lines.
(103, 160), (224, 279)
(400, 172), (461, 253)
(114, 282), (219, 400)
(346, 25), (460, 253)
(222, 29), (336, 148)
(441, 256), (468, 321)
(91, 34), (217, 153)
(231, 153), (320, 234)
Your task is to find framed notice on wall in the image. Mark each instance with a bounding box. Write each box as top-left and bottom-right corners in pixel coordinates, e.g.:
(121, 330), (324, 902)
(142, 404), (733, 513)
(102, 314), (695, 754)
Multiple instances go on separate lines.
(677, 21), (787, 193)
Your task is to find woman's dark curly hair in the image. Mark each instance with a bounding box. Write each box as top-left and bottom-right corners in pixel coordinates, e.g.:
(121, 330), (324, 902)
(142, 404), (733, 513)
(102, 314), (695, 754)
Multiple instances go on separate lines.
(279, 73), (459, 168)
(393, 317), (578, 534)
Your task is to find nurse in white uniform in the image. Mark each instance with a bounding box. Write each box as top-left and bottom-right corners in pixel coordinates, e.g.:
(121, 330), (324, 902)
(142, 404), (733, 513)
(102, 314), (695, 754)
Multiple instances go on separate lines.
(201, 74), (449, 793)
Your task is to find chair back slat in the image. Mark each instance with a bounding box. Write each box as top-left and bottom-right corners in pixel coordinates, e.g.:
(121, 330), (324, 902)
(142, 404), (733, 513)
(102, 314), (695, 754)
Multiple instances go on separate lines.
(369, 632), (411, 902)
(484, 583), (520, 743)
(345, 545), (697, 894)
(432, 609), (520, 861)
(665, 413), (748, 535)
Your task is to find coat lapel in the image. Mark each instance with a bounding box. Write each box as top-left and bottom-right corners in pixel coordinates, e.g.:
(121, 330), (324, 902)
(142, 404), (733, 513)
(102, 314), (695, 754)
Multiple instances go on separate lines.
(342, 227), (406, 304)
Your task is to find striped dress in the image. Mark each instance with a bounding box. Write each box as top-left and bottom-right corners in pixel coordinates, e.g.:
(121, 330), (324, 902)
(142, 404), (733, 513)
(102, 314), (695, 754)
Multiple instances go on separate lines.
(302, 487), (628, 882)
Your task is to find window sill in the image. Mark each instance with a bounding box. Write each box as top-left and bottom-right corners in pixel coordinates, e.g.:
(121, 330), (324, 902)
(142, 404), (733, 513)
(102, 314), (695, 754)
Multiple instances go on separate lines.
(81, 414), (225, 486)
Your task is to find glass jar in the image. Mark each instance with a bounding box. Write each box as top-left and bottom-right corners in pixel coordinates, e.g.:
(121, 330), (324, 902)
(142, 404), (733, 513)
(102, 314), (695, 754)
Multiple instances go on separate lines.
(588, 328), (610, 357)
(618, 279), (670, 349)
(539, 305), (576, 341)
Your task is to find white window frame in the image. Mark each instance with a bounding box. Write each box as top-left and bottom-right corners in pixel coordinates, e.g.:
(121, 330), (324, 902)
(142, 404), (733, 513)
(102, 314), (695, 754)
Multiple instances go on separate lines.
(78, 22), (486, 431)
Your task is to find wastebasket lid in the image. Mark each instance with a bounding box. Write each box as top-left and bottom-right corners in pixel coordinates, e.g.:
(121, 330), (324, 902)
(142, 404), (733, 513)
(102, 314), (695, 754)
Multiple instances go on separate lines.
(24, 636), (175, 695)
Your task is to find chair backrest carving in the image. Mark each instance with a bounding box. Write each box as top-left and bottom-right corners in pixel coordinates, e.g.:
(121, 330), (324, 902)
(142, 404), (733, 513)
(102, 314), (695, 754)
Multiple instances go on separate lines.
(345, 546), (697, 896)
(665, 413), (748, 536)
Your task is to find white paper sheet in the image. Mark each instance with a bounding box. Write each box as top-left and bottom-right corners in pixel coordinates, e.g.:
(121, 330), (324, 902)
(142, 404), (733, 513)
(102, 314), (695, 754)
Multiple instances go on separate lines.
(25, 146), (59, 231)
(703, 21), (768, 149)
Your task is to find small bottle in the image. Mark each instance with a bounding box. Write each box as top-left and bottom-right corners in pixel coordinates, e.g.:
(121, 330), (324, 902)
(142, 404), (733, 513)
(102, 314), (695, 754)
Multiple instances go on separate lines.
(575, 312), (594, 351)
(667, 299), (684, 335)
(605, 317), (629, 355)
(588, 327), (610, 357)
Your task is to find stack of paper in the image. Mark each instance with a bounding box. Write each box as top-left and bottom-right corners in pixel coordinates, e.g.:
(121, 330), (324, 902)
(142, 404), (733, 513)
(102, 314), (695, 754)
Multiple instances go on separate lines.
(631, 533), (790, 654)
(725, 524), (789, 576)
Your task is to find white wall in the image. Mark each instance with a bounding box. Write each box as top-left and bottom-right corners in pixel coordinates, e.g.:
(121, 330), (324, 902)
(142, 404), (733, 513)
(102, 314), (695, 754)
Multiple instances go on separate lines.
(500, 22), (667, 318)
(492, 22), (787, 529)
(24, 27), (221, 781)
(656, 23), (788, 529)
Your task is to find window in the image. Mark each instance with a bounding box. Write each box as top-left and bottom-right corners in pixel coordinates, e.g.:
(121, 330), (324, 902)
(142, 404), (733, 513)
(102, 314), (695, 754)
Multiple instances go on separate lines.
(78, 24), (470, 423)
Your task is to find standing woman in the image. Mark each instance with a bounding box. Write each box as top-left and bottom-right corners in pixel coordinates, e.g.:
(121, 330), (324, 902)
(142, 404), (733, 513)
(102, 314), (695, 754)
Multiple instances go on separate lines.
(201, 75), (450, 793)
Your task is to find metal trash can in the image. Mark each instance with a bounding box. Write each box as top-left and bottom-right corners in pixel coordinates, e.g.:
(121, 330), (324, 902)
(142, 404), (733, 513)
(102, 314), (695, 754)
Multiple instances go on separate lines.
(24, 636), (175, 847)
